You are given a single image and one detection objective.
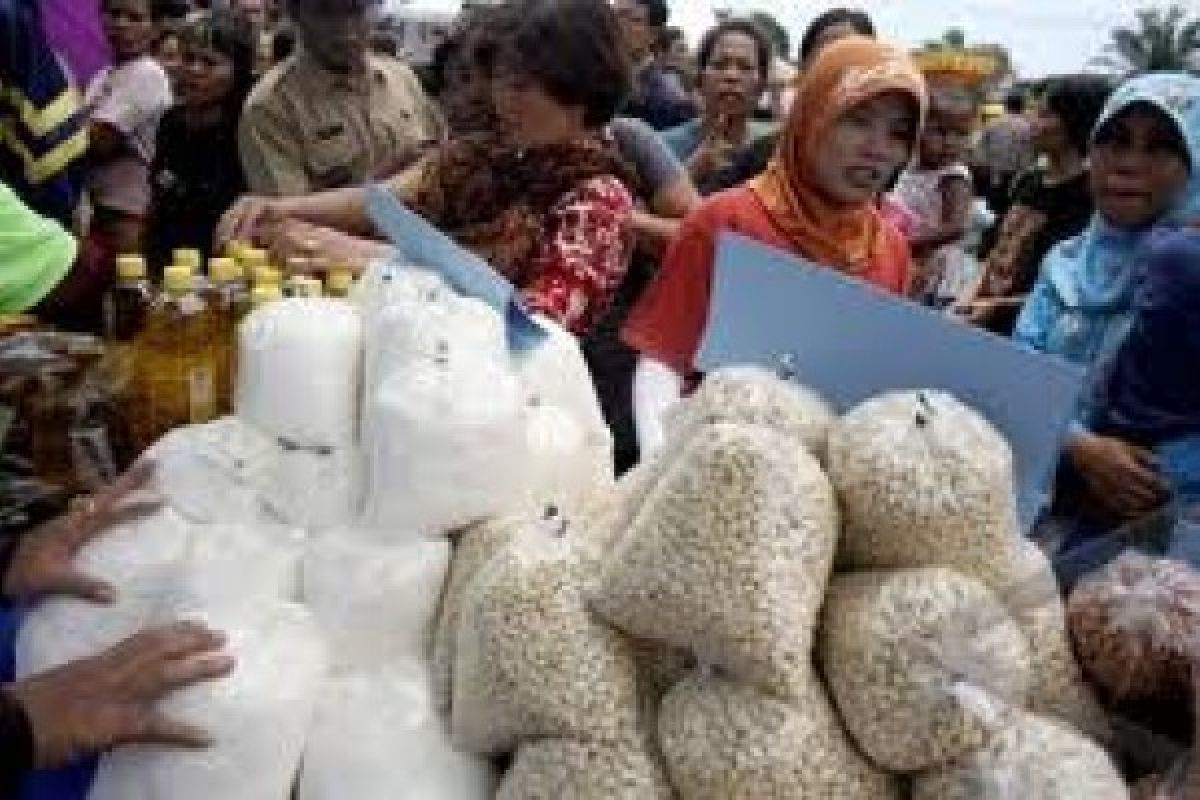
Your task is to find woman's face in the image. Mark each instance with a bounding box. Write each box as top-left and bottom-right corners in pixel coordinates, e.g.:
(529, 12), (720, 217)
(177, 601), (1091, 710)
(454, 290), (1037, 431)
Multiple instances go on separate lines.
(179, 43), (236, 111)
(809, 91), (917, 207)
(491, 67), (584, 148)
(1089, 105), (1191, 229)
(103, 0), (157, 61)
(1030, 98), (1069, 155)
(157, 33), (184, 87)
(699, 31), (764, 123)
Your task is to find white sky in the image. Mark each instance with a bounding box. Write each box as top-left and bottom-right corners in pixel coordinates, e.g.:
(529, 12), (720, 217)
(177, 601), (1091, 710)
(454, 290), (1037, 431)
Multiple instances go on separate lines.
(391, 0), (1164, 78)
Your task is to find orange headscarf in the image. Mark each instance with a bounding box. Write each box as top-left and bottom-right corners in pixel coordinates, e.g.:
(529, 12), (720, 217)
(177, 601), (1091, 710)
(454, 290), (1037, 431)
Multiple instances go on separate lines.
(750, 37), (927, 273)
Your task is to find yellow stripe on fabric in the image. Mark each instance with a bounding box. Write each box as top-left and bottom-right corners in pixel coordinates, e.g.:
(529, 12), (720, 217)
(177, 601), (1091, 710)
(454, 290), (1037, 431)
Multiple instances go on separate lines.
(3, 85), (82, 139)
(0, 123), (89, 184)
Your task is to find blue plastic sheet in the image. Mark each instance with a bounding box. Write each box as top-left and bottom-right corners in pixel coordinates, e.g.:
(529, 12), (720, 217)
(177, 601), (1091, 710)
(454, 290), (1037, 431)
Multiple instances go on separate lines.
(364, 184), (548, 354)
(697, 233), (1085, 531)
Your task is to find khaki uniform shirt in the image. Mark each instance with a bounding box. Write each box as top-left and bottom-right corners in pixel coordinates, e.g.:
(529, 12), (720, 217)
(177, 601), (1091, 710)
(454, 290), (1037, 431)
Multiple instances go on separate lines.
(239, 51), (445, 196)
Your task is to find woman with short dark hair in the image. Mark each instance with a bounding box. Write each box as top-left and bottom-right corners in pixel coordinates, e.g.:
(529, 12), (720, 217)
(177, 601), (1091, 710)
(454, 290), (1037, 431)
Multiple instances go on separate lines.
(711, 8), (877, 189)
(662, 19), (773, 195)
(219, 0), (636, 337)
(147, 8), (256, 268)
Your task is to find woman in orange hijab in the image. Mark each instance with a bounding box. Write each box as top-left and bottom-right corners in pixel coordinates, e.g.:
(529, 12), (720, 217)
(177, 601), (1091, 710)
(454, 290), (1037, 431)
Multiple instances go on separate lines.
(622, 36), (927, 453)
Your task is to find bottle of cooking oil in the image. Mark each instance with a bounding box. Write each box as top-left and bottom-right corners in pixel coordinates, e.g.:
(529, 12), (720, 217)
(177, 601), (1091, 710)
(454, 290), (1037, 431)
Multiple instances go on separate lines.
(136, 266), (220, 449)
(103, 255), (153, 343)
(172, 247), (203, 274)
(325, 267), (355, 299)
(102, 255), (154, 444)
(241, 247), (269, 278)
(253, 264), (283, 290)
(205, 257), (251, 413)
(250, 284), (283, 309)
(224, 239), (249, 263)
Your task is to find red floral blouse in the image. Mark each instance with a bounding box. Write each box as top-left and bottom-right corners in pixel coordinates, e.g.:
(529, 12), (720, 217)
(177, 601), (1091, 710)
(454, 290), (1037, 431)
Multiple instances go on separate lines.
(518, 175), (634, 335)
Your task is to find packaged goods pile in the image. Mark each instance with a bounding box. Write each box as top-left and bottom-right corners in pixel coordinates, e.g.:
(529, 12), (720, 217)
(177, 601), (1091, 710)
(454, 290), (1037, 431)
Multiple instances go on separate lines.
(16, 259), (621, 799)
(430, 373), (1129, 798)
(17, 255), (1154, 797)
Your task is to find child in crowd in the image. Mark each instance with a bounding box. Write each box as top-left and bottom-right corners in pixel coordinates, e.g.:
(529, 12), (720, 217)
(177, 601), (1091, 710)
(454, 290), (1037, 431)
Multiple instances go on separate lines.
(888, 85), (978, 307)
(84, 0), (174, 256)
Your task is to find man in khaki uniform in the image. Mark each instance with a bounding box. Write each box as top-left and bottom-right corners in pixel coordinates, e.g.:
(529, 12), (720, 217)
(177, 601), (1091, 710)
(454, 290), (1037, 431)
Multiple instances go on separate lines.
(239, 0), (445, 196)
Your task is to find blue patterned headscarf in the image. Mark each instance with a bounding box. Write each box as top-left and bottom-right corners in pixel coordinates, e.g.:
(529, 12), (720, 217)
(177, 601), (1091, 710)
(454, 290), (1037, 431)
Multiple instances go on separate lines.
(1015, 73), (1200, 370)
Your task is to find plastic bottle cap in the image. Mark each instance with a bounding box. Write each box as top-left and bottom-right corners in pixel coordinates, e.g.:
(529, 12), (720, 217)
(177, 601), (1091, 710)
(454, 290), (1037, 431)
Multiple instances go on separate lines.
(253, 266), (283, 287)
(241, 248), (269, 270)
(209, 257), (242, 283)
(172, 248), (203, 271)
(116, 254), (147, 279)
(163, 265), (194, 293)
(225, 240), (249, 261)
(251, 285), (283, 307)
(326, 270), (354, 293)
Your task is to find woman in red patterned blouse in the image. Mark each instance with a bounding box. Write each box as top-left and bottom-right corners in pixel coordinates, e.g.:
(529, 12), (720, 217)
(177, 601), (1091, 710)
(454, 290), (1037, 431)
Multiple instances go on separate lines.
(218, 0), (636, 337)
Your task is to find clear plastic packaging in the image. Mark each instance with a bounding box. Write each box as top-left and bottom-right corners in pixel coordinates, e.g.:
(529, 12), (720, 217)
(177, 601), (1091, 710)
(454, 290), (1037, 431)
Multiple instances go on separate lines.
(302, 529), (450, 672)
(593, 423), (839, 700)
(818, 567), (1032, 772)
(827, 390), (1020, 580)
(298, 665), (496, 800)
(658, 670), (901, 800)
(451, 519), (639, 754)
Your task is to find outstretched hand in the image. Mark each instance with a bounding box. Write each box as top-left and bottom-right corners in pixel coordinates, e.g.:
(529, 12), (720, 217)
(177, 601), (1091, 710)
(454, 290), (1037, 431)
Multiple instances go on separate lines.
(10, 621), (234, 768)
(3, 460), (159, 605)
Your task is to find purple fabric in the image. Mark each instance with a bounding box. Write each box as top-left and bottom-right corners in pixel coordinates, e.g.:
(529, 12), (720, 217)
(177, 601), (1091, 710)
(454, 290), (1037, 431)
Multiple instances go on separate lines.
(39, 0), (109, 86)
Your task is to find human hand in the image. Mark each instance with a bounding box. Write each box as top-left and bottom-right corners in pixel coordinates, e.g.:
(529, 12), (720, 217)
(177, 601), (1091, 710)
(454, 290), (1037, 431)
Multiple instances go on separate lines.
(215, 195), (285, 251)
(9, 621), (234, 768)
(949, 299), (999, 326)
(3, 460), (159, 605)
(1067, 433), (1171, 519)
(687, 117), (737, 181)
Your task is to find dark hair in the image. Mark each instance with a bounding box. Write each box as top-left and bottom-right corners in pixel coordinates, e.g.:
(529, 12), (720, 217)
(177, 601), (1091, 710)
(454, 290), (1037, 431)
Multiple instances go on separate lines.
(179, 9), (257, 114)
(1040, 75), (1113, 154)
(369, 30), (399, 58)
(429, 7), (505, 96)
(799, 8), (874, 63)
(633, 0), (668, 29)
(102, 0), (188, 20)
(697, 19), (772, 82)
(1004, 91), (1025, 114)
(495, 0), (631, 128)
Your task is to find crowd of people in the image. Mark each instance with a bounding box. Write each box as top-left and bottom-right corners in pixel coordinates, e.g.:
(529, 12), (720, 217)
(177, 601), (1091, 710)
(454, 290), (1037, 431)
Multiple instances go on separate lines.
(2, 0), (1200, 784)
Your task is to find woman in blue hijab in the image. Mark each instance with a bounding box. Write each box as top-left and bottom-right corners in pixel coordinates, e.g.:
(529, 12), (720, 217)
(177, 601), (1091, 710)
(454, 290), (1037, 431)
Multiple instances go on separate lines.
(1016, 72), (1200, 527)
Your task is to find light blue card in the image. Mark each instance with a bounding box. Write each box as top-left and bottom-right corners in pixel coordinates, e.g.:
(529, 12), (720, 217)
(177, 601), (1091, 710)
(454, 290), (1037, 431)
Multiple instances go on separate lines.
(364, 184), (548, 353)
(697, 233), (1085, 530)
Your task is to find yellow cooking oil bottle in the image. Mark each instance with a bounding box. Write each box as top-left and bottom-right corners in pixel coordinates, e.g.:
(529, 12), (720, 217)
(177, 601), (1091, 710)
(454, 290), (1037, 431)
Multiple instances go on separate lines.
(135, 265), (220, 449)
